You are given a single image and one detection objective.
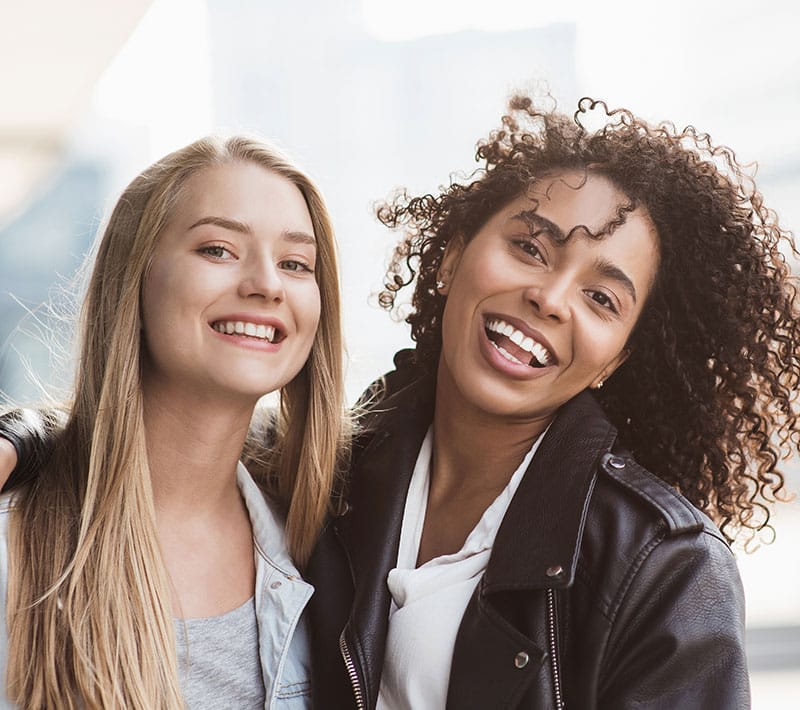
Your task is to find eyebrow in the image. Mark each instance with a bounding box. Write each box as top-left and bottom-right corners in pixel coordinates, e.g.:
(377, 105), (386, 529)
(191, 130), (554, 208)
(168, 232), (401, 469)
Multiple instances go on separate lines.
(512, 210), (566, 242)
(188, 216), (316, 245)
(593, 257), (637, 304)
(511, 211), (637, 303)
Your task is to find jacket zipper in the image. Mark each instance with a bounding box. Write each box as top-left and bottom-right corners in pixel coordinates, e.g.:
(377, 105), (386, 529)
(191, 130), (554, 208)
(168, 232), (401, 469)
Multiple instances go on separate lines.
(546, 588), (565, 710)
(339, 632), (366, 710)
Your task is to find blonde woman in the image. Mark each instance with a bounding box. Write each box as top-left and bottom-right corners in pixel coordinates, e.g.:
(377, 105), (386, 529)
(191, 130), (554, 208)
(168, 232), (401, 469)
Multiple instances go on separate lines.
(0, 136), (347, 708)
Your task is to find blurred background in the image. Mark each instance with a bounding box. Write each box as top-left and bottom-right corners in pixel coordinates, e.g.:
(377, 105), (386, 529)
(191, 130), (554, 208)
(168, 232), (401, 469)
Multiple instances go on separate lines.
(1, 0), (798, 704)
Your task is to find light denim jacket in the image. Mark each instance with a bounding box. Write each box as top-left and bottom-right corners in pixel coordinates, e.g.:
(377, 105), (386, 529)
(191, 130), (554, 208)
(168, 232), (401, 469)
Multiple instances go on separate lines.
(0, 462), (314, 709)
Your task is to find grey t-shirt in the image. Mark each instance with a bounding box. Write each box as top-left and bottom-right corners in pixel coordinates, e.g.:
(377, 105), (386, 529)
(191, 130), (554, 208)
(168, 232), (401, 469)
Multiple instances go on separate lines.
(175, 596), (265, 709)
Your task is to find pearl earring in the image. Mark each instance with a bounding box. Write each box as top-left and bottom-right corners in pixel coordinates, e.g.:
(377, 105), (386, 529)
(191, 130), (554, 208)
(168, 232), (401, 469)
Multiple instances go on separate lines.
(436, 280), (445, 290)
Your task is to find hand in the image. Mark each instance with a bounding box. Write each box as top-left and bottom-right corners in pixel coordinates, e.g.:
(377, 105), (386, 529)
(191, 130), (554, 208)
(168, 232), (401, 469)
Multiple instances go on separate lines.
(0, 438), (18, 488)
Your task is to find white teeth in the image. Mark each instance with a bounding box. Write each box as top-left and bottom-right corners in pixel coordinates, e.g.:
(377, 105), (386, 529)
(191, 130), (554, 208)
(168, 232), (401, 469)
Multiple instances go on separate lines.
(521, 336), (534, 351)
(213, 321), (278, 342)
(485, 318), (551, 365)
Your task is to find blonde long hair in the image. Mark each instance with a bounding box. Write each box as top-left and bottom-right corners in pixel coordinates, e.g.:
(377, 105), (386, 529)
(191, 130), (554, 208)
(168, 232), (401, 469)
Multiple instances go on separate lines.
(6, 136), (347, 709)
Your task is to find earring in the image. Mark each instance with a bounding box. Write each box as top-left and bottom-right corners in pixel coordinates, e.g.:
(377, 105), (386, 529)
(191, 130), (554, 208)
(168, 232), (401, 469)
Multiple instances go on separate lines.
(595, 379), (604, 389)
(436, 280), (445, 290)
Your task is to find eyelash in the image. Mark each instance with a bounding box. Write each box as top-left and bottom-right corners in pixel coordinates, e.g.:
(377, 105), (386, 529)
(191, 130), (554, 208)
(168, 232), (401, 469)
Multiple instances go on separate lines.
(513, 238), (546, 262)
(197, 246), (314, 274)
(198, 244), (234, 260)
(586, 290), (619, 314)
(279, 259), (314, 274)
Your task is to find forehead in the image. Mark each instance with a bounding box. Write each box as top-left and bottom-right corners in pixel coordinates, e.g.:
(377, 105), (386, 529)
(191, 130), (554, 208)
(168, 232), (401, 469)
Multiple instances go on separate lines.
(519, 170), (636, 236)
(170, 162), (313, 234)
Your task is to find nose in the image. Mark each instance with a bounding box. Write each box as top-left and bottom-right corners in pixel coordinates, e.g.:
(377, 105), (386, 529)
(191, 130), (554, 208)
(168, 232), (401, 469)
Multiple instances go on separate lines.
(525, 278), (571, 322)
(238, 255), (284, 303)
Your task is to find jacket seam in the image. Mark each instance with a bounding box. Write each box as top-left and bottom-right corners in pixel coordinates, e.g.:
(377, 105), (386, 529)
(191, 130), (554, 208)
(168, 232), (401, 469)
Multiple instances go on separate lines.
(604, 528), (665, 624)
(604, 462), (703, 533)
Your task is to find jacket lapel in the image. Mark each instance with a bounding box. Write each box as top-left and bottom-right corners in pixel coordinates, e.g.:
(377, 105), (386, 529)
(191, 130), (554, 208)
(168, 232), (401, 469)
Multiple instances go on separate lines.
(449, 392), (618, 709)
(336, 375), (435, 706)
(485, 390), (617, 591)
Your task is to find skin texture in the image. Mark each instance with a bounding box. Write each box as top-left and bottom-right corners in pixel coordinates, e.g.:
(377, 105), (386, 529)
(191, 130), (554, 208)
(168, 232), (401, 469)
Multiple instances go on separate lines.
(418, 172), (660, 564)
(436, 172), (659, 427)
(141, 162), (320, 407)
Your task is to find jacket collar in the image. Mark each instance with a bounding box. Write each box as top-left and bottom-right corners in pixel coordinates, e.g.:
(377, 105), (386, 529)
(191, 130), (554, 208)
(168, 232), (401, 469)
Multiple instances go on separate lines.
(336, 372), (618, 702)
(484, 389), (617, 591)
(342, 373), (619, 589)
(335, 373), (435, 705)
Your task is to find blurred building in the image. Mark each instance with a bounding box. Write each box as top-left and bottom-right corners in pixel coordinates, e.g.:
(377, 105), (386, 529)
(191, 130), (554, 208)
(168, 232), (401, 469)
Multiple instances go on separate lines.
(0, 1), (798, 703)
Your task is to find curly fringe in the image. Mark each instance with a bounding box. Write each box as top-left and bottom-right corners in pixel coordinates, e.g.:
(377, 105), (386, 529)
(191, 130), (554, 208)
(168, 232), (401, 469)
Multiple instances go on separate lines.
(376, 94), (800, 544)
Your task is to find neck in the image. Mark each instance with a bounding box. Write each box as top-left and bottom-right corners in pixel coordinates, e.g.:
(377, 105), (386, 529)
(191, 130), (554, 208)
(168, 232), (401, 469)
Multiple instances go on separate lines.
(431, 363), (553, 498)
(142, 377), (257, 520)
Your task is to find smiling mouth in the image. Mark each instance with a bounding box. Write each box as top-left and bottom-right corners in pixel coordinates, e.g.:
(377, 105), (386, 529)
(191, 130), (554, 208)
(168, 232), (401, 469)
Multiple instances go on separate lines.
(485, 318), (552, 368)
(211, 320), (286, 344)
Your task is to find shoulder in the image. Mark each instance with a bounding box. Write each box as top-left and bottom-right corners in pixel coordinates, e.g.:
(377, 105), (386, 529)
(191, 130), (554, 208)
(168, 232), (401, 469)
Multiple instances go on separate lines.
(0, 492), (16, 588)
(0, 491), (21, 557)
(573, 458), (749, 707)
(0, 492), (17, 528)
(596, 450), (716, 539)
(581, 451), (739, 618)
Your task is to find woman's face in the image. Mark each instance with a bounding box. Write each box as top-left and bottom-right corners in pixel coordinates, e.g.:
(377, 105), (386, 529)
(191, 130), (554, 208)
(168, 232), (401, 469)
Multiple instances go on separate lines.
(140, 161), (321, 404)
(436, 170), (660, 423)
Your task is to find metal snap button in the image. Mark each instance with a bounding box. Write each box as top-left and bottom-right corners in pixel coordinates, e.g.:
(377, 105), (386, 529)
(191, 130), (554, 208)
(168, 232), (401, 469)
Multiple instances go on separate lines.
(607, 455), (626, 469)
(270, 581), (282, 590)
(546, 565), (564, 578)
(514, 651), (530, 669)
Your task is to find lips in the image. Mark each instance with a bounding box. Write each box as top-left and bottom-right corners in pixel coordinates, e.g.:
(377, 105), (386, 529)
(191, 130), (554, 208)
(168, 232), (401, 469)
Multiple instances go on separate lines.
(484, 316), (554, 368)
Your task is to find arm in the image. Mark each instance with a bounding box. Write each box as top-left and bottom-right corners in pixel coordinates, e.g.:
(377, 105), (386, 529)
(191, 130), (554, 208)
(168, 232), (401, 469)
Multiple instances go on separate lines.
(599, 529), (749, 709)
(0, 407), (65, 490)
(0, 438), (17, 487)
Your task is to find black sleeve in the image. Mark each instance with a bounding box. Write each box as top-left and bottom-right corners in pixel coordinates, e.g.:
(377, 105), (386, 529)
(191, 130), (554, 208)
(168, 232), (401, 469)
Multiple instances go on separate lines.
(599, 529), (750, 709)
(0, 407), (65, 490)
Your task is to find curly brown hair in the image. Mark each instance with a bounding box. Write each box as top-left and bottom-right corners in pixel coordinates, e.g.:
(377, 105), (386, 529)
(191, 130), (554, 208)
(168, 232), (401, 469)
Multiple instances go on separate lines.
(377, 95), (800, 543)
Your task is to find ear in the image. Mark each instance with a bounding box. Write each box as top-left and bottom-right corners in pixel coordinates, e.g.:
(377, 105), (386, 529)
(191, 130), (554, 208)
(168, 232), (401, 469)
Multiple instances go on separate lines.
(592, 348), (630, 389)
(437, 235), (465, 295)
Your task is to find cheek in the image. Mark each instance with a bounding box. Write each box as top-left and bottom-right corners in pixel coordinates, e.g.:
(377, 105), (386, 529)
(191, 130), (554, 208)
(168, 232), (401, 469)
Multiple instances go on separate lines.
(460, 250), (505, 293)
(140, 262), (204, 351)
(576, 321), (629, 373)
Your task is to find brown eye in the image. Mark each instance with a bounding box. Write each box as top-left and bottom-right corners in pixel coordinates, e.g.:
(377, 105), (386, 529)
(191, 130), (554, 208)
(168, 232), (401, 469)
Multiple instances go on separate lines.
(514, 238), (545, 263)
(587, 290), (618, 314)
(198, 245), (233, 260)
(279, 259), (313, 274)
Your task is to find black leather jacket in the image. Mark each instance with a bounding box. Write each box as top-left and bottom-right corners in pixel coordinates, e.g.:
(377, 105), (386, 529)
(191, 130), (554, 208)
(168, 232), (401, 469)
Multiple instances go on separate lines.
(0, 359), (750, 709)
(305, 355), (750, 709)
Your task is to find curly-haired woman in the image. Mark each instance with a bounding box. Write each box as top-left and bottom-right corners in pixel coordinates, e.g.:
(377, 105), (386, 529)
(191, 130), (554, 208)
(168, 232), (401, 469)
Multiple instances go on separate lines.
(2, 95), (798, 708)
(301, 96), (798, 709)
